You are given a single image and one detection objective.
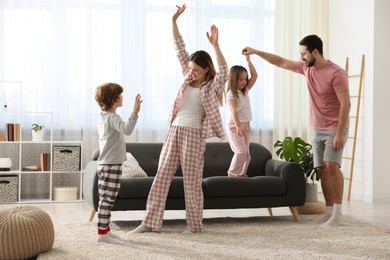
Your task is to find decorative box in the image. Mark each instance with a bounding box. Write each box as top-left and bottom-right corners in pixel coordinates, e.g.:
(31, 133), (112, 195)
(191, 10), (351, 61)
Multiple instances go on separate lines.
(0, 175), (18, 203)
(53, 186), (78, 201)
(52, 146), (81, 172)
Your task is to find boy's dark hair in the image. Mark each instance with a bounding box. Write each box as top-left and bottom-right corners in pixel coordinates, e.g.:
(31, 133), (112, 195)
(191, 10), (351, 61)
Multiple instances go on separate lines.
(95, 82), (123, 111)
(190, 50), (216, 82)
(299, 35), (323, 55)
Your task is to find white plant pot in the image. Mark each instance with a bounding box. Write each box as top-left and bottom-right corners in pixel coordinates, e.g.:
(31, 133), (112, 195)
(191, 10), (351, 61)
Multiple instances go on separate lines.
(297, 182), (325, 215)
(305, 183), (318, 202)
(32, 129), (44, 141)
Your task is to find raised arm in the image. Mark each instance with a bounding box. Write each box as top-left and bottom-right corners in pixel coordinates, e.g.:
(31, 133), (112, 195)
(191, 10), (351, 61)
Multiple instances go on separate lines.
(242, 46), (296, 72)
(245, 55), (258, 90)
(172, 4), (186, 40)
(172, 4), (190, 76)
(207, 25), (227, 68)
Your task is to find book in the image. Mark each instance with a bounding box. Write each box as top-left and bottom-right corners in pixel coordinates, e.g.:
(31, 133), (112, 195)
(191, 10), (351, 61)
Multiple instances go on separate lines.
(22, 165), (40, 171)
(13, 123), (20, 141)
(4, 123), (21, 141)
(6, 123), (13, 141)
(0, 130), (5, 141)
(40, 153), (48, 171)
(39, 153), (51, 171)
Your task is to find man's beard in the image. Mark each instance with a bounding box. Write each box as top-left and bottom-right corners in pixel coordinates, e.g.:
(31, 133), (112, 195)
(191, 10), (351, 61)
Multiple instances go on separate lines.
(307, 57), (316, 67)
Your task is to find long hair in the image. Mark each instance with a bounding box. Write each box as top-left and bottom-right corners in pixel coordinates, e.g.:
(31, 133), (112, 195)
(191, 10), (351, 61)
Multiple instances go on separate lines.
(95, 82), (123, 111)
(189, 50), (222, 105)
(226, 65), (248, 101)
(189, 50), (216, 82)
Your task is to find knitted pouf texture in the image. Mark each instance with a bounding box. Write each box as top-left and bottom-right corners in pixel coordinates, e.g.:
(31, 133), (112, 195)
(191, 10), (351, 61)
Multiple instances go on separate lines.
(0, 206), (54, 260)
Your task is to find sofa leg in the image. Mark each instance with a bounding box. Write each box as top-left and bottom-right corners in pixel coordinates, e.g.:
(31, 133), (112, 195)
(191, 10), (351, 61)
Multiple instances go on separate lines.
(88, 208), (96, 222)
(267, 208), (273, 216)
(289, 206), (301, 223)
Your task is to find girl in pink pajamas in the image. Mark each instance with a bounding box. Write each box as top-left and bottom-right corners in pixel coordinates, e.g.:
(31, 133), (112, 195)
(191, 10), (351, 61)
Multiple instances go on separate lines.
(131, 4), (228, 233)
(226, 55), (258, 177)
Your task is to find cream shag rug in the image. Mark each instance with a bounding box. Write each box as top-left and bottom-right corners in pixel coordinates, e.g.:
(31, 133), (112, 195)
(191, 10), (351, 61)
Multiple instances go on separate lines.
(38, 215), (390, 260)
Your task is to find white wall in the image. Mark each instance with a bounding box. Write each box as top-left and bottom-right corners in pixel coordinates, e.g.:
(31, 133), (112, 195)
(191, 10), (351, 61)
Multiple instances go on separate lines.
(328, 0), (390, 202)
(372, 0), (390, 202)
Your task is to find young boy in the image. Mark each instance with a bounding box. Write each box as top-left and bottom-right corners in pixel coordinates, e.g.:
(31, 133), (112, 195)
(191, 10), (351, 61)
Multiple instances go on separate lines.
(94, 82), (142, 243)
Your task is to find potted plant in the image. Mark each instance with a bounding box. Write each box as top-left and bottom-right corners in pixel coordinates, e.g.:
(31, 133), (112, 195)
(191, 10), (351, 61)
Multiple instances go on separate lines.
(274, 136), (318, 202)
(31, 123), (44, 141)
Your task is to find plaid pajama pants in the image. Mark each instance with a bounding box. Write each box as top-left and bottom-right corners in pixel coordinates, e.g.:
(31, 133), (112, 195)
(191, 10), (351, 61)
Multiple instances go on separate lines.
(142, 125), (205, 232)
(96, 164), (122, 233)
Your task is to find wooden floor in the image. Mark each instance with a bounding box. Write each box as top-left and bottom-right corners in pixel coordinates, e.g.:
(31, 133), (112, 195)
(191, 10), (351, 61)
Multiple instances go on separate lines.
(1, 199), (389, 229)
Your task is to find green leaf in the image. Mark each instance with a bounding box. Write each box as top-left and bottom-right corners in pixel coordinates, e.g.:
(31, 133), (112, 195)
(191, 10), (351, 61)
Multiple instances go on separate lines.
(274, 136), (315, 181)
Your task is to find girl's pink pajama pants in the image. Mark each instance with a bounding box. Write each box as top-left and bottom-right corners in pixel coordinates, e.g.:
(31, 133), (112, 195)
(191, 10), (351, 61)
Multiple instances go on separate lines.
(226, 122), (251, 177)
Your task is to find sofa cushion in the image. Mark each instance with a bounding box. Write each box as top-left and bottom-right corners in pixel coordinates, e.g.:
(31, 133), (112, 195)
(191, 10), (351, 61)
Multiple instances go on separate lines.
(117, 177), (184, 199)
(122, 152), (148, 178)
(202, 176), (285, 197)
(125, 143), (183, 177)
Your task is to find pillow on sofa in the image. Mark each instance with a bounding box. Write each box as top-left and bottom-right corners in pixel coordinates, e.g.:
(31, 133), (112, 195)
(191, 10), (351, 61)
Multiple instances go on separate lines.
(122, 152), (148, 178)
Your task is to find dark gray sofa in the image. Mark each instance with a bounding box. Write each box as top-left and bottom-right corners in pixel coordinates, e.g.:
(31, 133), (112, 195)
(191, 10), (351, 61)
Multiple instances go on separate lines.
(83, 142), (306, 222)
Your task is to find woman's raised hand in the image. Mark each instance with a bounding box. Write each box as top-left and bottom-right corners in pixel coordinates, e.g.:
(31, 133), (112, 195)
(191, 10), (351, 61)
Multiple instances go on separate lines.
(206, 25), (219, 46)
(173, 4), (186, 22)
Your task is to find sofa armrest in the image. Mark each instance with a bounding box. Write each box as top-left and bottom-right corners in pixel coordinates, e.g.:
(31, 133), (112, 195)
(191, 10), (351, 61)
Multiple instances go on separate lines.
(265, 159), (306, 205)
(83, 160), (98, 210)
(264, 159), (300, 177)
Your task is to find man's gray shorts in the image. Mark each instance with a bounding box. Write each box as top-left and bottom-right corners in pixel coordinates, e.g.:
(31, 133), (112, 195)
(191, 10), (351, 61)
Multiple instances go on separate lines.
(311, 128), (349, 168)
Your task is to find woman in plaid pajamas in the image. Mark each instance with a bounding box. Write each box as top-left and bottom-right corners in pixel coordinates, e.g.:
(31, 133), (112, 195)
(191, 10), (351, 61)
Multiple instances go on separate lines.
(131, 4), (228, 233)
(95, 83), (142, 243)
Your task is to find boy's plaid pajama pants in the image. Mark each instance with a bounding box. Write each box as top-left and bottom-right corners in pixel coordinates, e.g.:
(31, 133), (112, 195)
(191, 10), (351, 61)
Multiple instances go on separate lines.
(96, 164), (122, 232)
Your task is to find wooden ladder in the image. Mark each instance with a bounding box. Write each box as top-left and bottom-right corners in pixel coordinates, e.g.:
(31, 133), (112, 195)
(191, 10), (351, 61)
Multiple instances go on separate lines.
(343, 54), (365, 201)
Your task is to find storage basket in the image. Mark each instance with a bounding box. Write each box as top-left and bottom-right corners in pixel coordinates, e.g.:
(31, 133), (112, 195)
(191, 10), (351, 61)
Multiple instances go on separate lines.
(0, 175), (18, 203)
(52, 146), (81, 172)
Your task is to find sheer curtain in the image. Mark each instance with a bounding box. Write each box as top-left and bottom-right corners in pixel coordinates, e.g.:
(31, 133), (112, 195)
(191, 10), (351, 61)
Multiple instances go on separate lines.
(0, 0), (276, 166)
(273, 0), (329, 143)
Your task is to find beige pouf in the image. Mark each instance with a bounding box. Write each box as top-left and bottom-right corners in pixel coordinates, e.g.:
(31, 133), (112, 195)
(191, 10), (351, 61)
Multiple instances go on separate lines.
(0, 206), (55, 260)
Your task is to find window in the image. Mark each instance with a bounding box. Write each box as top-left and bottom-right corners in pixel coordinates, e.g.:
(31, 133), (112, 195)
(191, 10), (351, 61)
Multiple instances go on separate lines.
(0, 0), (274, 147)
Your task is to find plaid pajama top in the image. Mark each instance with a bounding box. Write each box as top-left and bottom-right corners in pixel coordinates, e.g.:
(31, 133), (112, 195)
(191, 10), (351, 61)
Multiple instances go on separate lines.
(167, 36), (229, 139)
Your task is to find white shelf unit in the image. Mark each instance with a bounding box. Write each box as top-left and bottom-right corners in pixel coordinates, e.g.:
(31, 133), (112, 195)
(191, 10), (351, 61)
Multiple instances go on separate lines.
(0, 111), (84, 203)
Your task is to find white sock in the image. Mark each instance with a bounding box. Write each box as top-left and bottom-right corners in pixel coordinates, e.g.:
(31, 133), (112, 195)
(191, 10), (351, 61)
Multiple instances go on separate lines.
(130, 224), (153, 234)
(97, 234), (119, 244)
(312, 206), (333, 224)
(108, 231), (124, 241)
(320, 204), (342, 228)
